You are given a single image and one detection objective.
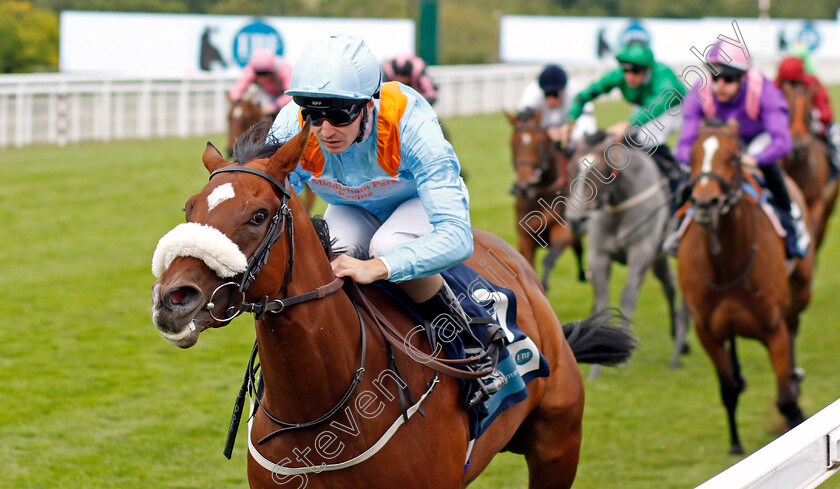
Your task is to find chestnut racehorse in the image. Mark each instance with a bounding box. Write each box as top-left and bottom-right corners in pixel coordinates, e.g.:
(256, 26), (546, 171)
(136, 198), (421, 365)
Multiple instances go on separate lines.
(677, 120), (814, 454)
(780, 82), (839, 250)
(505, 110), (585, 290)
(151, 123), (636, 488)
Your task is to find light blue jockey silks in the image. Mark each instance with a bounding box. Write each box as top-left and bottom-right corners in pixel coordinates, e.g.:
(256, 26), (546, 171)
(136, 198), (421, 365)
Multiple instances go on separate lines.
(269, 83), (473, 283)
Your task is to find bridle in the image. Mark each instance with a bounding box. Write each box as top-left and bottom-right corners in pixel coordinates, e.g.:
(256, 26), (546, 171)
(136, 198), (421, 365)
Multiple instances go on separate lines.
(510, 123), (561, 197)
(686, 129), (758, 290)
(686, 130), (746, 220)
(204, 166), (302, 323)
(203, 165), (367, 459)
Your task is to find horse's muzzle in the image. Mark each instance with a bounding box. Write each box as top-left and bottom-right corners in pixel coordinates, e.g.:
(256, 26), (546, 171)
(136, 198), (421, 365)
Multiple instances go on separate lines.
(151, 282), (206, 348)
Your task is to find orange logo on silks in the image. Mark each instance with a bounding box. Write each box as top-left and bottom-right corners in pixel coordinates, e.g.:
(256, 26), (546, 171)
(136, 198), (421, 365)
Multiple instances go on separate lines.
(307, 176), (406, 201)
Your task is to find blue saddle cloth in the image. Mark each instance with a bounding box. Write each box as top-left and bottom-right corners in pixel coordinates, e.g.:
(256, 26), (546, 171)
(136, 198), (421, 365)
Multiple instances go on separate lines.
(372, 263), (550, 440)
(743, 178), (808, 259)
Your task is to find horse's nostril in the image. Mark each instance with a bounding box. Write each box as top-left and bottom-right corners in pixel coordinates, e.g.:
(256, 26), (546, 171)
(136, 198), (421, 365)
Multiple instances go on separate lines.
(165, 286), (200, 309)
(170, 288), (185, 304)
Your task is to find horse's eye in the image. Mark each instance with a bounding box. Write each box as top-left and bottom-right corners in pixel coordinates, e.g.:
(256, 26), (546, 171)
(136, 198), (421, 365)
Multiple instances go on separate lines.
(250, 210), (268, 225)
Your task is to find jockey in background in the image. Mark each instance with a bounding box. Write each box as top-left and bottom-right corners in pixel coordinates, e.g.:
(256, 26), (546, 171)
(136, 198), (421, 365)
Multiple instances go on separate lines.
(672, 39), (810, 258)
(516, 64), (596, 145)
(381, 53), (438, 106)
(228, 48), (294, 117)
(788, 40), (818, 76)
(775, 56), (840, 176)
(270, 35), (506, 409)
(559, 41), (688, 194)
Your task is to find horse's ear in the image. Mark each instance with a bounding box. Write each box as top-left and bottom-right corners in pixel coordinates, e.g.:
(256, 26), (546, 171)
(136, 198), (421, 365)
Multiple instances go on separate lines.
(203, 142), (229, 173)
(267, 121), (311, 177)
(503, 110), (517, 125)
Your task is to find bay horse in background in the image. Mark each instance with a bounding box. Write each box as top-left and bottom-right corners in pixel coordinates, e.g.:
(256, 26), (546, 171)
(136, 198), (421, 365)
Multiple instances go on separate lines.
(151, 123), (637, 488)
(565, 130), (689, 372)
(505, 110), (585, 290)
(780, 81), (839, 250)
(677, 119), (814, 455)
(227, 88), (317, 214)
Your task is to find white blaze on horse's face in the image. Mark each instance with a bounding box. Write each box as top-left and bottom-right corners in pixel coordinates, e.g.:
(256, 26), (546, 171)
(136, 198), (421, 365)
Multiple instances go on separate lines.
(207, 183), (235, 212)
(518, 132), (532, 146)
(700, 136), (720, 186)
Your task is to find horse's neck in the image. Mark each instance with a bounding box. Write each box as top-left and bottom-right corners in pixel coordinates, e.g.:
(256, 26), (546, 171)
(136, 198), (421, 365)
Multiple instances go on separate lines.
(606, 151), (658, 203)
(702, 199), (757, 269)
(251, 196), (362, 418)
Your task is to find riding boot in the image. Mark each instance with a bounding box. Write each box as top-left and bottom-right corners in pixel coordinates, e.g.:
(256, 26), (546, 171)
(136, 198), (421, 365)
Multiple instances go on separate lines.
(760, 163), (810, 258)
(416, 281), (508, 410)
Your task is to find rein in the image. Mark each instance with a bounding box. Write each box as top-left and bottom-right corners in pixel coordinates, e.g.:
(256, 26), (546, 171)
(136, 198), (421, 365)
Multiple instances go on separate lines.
(213, 164), (487, 467)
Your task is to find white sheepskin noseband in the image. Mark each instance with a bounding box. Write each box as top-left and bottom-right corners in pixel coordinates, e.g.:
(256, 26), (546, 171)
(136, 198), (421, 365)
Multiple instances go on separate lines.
(152, 222), (248, 278)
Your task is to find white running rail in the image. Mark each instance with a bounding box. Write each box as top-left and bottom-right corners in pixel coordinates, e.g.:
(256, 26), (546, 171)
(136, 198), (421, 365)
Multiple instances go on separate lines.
(0, 64), (618, 149)
(695, 398), (840, 489)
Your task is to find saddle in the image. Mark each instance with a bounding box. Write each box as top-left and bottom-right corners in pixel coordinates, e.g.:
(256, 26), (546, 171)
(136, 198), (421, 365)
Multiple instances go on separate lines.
(367, 263), (550, 439)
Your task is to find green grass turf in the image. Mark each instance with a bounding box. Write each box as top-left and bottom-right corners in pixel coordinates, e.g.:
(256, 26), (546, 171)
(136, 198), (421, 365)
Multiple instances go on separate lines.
(1, 93), (839, 488)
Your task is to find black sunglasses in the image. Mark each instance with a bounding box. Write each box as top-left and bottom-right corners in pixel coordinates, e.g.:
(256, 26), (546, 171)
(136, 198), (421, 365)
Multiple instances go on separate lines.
(301, 104), (366, 127)
(711, 72), (742, 84)
(543, 90), (561, 98)
(621, 63), (647, 74)
(254, 70), (273, 77)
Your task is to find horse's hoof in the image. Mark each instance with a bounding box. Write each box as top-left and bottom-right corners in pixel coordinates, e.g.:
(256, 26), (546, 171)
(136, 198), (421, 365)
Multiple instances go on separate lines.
(729, 444), (744, 456)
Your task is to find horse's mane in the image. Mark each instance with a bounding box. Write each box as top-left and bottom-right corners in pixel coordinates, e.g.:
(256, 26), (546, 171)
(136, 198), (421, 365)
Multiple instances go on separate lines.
(583, 129), (609, 146)
(702, 117), (727, 128)
(231, 122), (284, 165)
(310, 216), (336, 260)
(516, 108), (539, 124)
(230, 122), (335, 259)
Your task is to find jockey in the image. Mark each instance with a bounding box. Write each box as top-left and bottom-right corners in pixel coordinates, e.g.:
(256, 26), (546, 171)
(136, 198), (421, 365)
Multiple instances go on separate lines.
(516, 64), (596, 145)
(672, 40), (809, 258)
(560, 41), (688, 193)
(228, 48), (293, 117)
(270, 35), (506, 409)
(775, 56), (840, 176)
(381, 53), (438, 106)
(788, 40), (818, 76)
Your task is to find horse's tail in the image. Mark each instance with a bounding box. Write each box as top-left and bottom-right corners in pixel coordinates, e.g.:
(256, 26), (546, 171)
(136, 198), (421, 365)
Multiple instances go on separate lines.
(562, 308), (637, 366)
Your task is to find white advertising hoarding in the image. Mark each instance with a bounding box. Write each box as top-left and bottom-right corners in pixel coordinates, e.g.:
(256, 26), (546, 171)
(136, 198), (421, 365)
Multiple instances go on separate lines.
(500, 15), (840, 67)
(59, 11), (415, 75)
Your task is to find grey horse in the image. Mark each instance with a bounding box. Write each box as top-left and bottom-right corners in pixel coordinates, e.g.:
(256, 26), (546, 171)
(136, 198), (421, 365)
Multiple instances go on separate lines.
(565, 132), (689, 373)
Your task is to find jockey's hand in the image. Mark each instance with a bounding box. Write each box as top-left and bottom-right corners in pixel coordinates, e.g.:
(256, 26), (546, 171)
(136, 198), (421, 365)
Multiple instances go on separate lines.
(607, 121), (630, 141)
(740, 154), (758, 168)
(549, 122), (574, 147)
(331, 255), (389, 284)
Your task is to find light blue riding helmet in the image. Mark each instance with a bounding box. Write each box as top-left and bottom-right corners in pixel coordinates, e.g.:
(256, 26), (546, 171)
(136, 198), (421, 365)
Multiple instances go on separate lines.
(286, 34), (382, 101)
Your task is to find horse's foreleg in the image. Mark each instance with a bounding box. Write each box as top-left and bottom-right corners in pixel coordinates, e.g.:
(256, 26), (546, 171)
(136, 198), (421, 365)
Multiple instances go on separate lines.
(697, 329), (745, 454)
(651, 255), (689, 368)
(765, 323), (806, 429)
(518, 229), (537, 267)
(573, 235), (586, 282)
(542, 224), (575, 290)
(587, 252), (612, 380)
